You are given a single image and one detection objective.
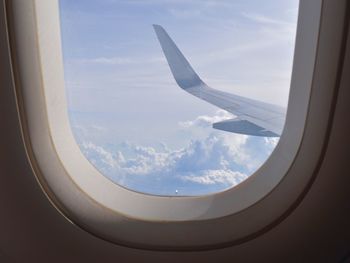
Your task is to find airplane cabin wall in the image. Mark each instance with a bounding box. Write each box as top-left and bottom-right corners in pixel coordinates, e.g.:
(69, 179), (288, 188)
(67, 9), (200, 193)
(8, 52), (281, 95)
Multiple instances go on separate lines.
(0, 0), (350, 262)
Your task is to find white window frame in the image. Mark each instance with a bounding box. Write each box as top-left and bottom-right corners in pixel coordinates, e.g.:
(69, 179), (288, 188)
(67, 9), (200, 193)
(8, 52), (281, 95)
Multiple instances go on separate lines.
(5, 0), (348, 250)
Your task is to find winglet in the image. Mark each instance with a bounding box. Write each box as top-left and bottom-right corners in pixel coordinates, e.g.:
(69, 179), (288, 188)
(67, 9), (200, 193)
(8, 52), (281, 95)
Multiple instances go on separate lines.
(153, 24), (204, 89)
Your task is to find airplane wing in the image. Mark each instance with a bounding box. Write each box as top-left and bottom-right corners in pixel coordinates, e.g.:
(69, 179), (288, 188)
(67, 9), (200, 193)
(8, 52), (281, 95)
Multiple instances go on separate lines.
(153, 24), (286, 137)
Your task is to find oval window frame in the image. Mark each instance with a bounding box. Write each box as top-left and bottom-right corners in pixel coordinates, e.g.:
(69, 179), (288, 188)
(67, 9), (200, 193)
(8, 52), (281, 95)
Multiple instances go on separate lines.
(5, 0), (348, 250)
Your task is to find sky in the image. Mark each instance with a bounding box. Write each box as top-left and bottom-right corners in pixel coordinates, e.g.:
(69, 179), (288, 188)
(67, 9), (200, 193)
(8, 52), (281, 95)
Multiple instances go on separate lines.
(59, 0), (299, 196)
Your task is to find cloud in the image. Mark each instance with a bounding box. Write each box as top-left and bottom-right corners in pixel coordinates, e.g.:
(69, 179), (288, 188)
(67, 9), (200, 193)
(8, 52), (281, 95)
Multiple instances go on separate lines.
(78, 132), (251, 193)
(179, 110), (233, 128)
(74, 112), (276, 195)
(73, 56), (165, 66)
(193, 12), (297, 67)
(114, 0), (234, 7)
(242, 12), (297, 41)
(264, 137), (279, 148)
(242, 13), (294, 26)
(181, 170), (247, 185)
(168, 8), (202, 19)
(80, 141), (124, 176)
(83, 57), (135, 65)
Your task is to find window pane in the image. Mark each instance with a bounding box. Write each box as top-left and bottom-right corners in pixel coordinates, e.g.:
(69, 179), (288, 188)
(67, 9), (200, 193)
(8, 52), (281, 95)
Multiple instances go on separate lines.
(59, 0), (299, 196)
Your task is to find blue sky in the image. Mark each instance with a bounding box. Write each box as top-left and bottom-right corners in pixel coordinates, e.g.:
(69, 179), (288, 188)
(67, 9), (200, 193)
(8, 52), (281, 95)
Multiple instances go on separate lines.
(59, 0), (299, 196)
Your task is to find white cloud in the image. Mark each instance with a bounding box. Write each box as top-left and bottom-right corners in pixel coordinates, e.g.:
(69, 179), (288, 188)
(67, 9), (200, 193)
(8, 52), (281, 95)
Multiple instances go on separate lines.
(181, 170), (247, 185)
(115, 0), (234, 7)
(242, 12), (297, 41)
(242, 13), (294, 26)
(81, 141), (123, 170)
(168, 8), (202, 19)
(90, 125), (108, 132)
(73, 56), (165, 66)
(194, 12), (297, 68)
(179, 110), (233, 128)
(75, 112), (276, 195)
(84, 57), (135, 65)
(78, 132), (250, 190)
(264, 137), (279, 148)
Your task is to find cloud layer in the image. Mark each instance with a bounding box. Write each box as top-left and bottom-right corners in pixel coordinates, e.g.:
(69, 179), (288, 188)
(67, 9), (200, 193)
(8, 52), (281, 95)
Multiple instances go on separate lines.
(75, 111), (278, 196)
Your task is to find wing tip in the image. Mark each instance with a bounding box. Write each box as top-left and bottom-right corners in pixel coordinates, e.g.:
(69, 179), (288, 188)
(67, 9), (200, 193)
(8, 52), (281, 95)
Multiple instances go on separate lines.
(152, 24), (164, 33)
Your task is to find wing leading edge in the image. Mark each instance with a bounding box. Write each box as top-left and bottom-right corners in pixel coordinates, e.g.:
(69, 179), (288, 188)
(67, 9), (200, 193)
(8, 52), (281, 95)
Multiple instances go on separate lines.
(153, 24), (286, 137)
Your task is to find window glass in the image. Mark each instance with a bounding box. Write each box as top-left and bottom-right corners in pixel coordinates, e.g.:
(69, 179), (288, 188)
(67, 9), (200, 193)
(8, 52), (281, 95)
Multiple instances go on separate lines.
(59, 0), (299, 196)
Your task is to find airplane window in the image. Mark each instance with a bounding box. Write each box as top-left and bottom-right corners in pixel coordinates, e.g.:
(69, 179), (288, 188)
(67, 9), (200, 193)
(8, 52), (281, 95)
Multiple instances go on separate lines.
(59, 0), (299, 196)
